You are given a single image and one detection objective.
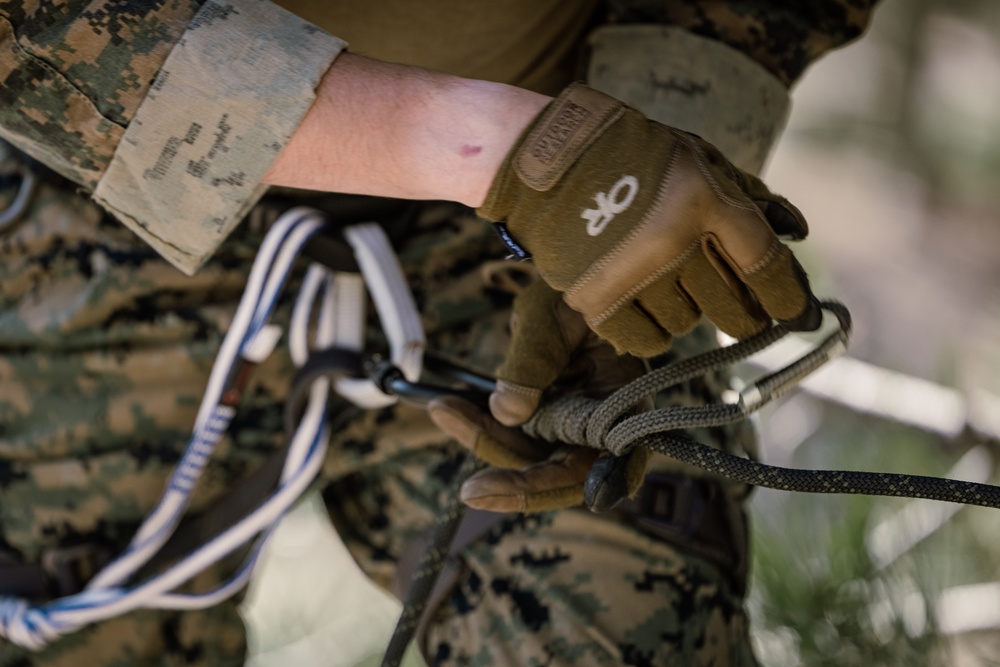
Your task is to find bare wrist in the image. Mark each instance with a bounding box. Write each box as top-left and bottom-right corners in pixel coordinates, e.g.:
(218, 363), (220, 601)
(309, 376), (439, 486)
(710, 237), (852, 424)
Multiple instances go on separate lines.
(428, 77), (551, 207)
(263, 53), (550, 207)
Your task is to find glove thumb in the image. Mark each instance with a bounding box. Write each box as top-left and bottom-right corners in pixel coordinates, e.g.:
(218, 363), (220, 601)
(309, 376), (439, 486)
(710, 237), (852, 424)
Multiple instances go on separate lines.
(490, 280), (589, 426)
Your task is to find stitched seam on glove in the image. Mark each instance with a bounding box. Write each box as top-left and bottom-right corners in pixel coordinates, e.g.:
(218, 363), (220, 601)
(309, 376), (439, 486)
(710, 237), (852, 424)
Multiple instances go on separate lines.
(494, 379), (544, 398)
(564, 140), (683, 301)
(682, 133), (760, 215)
(587, 240), (701, 327)
(740, 238), (783, 276)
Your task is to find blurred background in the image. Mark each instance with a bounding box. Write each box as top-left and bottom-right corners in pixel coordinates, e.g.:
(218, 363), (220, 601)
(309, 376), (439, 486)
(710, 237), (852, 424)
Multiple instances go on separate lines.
(750, 0), (1000, 664)
(242, 0), (1000, 664)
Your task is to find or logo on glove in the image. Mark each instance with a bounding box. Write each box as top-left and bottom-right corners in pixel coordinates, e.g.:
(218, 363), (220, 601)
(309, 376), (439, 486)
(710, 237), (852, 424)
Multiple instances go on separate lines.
(480, 83), (821, 358)
(583, 174), (639, 236)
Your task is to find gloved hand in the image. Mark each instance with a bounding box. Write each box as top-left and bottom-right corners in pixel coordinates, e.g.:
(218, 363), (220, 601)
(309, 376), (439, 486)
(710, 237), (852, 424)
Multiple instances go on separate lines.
(428, 279), (650, 513)
(479, 82), (821, 358)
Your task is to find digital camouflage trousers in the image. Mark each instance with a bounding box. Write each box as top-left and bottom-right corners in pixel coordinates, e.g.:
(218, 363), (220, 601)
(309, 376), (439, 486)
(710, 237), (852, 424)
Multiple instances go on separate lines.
(0, 146), (757, 666)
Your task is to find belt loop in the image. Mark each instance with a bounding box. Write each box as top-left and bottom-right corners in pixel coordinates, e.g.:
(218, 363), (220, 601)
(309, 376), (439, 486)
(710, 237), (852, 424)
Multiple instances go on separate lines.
(638, 474), (707, 538)
(617, 472), (747, 591)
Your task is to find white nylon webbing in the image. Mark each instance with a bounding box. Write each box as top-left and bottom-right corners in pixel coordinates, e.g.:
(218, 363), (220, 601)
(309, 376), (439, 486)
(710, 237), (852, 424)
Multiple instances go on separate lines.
(334, 223), (425, 409)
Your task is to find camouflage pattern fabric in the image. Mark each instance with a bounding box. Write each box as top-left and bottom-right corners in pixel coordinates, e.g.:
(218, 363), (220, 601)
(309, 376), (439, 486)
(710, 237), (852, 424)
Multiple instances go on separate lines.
(0, 1), (883, 665)
(0, 1), (345, 275)
(428, 511), (754, 666)
(321, 202), (758, 666)
(0, 142), (291, 664)
(605, 0), (880, 85)
(0, 1), (206, 189)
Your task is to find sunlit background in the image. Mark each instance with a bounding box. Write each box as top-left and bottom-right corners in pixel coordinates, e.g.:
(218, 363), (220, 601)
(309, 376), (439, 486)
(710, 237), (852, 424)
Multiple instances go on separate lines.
(751, 0), (1000, 664)
(243, 1), (1000, 664)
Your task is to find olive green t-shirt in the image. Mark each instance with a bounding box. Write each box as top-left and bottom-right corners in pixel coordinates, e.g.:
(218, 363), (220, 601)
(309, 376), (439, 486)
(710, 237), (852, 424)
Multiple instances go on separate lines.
(272, 0), (600, 95)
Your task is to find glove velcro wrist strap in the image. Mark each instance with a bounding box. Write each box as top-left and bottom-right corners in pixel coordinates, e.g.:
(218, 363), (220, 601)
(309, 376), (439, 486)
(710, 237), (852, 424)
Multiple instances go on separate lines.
(513, 83), (624, 192)
(479, 83), (626, 259)
(478, 83), (624, 221)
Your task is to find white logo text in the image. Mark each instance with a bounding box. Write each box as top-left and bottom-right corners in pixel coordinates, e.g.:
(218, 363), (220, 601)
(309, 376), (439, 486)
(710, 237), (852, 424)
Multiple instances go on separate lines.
(582, 175), (639, 236)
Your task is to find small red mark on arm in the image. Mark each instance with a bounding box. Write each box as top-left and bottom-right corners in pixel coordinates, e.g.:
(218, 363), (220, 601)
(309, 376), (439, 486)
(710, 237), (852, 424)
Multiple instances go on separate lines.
(459, 144), (483, 157)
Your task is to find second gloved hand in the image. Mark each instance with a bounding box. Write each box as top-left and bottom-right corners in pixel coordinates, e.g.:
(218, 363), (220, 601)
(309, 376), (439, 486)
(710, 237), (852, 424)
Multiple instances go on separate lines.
(479, 83), (822, 358)
(428, 279), (650, 513)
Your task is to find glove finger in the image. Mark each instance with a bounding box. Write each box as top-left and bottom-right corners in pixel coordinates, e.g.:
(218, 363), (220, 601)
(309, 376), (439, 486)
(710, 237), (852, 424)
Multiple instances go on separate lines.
(703, 200), (820, 333)
(685, 245), (770, 340)
(590, 303), (673, 358)
(632, 274), (701, 339)
(459, 446), (599, 513)
(492, 280), (589, 426)
(428, 396), (558, 468)
(756, 196), (809, 241)
(735, 170), (809, 241)
(741, 242), (823, 332)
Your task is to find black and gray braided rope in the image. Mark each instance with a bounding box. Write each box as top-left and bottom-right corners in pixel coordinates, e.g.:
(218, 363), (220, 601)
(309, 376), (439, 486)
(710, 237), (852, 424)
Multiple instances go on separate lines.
(380, 300), (1000, 667)
(642, 431), (1000, 507)
(380, 454), (484, 667)
(524, 301), (1000, 508)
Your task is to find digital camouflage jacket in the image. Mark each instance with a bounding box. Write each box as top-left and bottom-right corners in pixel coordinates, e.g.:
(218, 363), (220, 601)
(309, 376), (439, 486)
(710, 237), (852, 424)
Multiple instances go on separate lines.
(0, 0), (877, 274)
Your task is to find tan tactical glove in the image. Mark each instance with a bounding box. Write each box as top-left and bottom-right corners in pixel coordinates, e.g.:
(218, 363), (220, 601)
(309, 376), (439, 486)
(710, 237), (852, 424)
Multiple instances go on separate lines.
(428, 279), (650, 513)
(479, 83), (821, 358)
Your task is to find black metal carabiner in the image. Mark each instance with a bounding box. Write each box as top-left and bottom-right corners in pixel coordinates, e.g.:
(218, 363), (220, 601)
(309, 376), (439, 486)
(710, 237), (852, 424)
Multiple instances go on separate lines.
(372, 353), (495, 407)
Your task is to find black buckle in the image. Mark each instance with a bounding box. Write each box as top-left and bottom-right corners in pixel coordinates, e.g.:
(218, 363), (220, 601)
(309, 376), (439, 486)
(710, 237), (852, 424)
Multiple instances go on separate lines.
(41, 543), (113, 597)
(284, 347), (365, 435)
(633, 473), (707, 540)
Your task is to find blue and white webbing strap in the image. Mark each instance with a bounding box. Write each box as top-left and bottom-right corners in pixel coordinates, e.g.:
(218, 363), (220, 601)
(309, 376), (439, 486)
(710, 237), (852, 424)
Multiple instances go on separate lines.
(0, 207), (423, 649)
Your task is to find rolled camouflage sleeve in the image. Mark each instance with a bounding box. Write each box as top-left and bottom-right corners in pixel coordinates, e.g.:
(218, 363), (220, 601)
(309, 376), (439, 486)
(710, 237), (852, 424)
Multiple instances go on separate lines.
(0, 0), (346, 274)
(606, 0), (882, 86)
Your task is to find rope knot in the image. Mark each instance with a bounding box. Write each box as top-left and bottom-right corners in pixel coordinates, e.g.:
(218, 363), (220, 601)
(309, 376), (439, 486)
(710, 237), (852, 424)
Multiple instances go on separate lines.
(0, 597), (63, 651)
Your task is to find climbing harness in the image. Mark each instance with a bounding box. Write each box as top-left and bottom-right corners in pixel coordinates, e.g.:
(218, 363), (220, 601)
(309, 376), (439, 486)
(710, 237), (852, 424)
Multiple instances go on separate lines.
(2, 204), (1000, 663)
(0, 207), (423, 649)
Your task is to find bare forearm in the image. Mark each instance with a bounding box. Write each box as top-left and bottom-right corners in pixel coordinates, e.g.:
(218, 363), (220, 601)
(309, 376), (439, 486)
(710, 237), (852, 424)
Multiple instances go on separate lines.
(263, 52), (550, 207)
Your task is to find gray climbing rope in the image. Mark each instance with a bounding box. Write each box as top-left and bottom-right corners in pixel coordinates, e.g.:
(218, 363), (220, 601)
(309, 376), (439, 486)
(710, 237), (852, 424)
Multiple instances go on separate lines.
(377, 299), (1000, 666)
(524, 301), (1000, 508)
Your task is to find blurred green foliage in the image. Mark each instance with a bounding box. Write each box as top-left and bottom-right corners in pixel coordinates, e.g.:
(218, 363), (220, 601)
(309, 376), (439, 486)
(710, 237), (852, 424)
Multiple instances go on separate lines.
(750, 397), (1000, 666)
